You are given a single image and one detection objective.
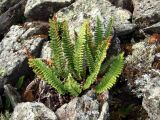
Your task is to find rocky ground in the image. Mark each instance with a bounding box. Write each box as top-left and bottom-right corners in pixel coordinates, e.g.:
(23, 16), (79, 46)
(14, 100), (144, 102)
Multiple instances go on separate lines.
(0, 0), (160, 120)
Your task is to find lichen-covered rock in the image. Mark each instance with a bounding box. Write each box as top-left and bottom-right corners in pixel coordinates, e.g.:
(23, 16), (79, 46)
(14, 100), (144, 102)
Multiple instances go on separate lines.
(10, 102), (58, 120)
(124, 41), (160, 119)
(143, 22), (160, 34)
(142, 74), (160, 120)
(56, 0), (135, 36)
(0, 22), (48, 87)
(132, 0), (160, 28)
(24, 0), (74, 21)
(0, 0), (21, 15)
(0, 0), (26, 35)
(56, 90), (109, 120)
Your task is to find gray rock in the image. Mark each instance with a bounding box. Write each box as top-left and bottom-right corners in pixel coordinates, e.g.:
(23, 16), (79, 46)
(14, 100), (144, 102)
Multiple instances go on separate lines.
(125, 41), (160, 119)
(56, 90), (109, 120)
(143, 22), (160, 34)
(40, 41), (51, 59)
(0, 0), (21, 15)
(0, 0), (26, 35)
(10, 102), (58, 120)
(142, 74), (160, 120)
(125, 42), (156, 78)
(108, 0), (133, 12)
(24, 0), (75, 21)
(0, 22), (48, 87)
(56, 0), (135, 36)
(132, 0), (160, 28)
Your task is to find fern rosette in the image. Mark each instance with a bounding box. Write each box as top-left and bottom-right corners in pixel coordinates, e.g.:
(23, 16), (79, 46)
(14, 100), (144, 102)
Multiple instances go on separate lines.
(28, 16), (124, 96)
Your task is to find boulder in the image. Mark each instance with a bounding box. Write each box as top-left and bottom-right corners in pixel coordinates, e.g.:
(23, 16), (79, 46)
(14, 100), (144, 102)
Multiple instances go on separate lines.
(0, 21), (48, 87)
(10, 102), (58, 120)
(56, 90), (109, 120)
(56, 0), (135, 36)
(24, 0), (75, 21)
(132, 0), (160, 28)
(0, 0), (22, 15)
(0, 0), (26, 35)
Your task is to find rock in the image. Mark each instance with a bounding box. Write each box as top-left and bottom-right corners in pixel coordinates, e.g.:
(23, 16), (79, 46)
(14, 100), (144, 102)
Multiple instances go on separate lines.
(108, 0), (133, 12)
(56, 0), (135, 36)
(10, 102), (58, 120)
(24, 0), (75, 21)
(56, 90), (109, 120)
(4, 84), (21, 108)
(0, 0), (22, 15)
(142, 74), (160, 120)
(143, 22), (160, 34)
(0, 21), (48, 87)
(132, 0), (160, 28)
(0, 0), (26, 35)
(124, 41), (160, 119)
(40, 41), (51, 59)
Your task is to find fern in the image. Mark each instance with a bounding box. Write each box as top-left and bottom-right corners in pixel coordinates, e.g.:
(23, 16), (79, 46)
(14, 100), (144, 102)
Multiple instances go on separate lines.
(83, 38), (111, 90)
(96, 53), (124, 93)
(29, 16), (124, 97)
(105, 16), (114, 38)
(64, 73), (82, 96)
(94, 17), (103, 48)
(61, 21), (75, 72)
(49, 19), (65, 76)
(28, 58), (65, 94)
(73, 21), (87, 79)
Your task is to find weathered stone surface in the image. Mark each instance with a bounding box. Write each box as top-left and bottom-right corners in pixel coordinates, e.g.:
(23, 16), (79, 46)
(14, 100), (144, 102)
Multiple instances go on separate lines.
(24, 0), (75, 21)
(56, 0), (135, 36)
(0, 22), (48, 86)
(0, 0), (26, 35)
(108, 0), (133, 12)
(56, 90), (109, 120)
(142, 74), (160, 120)
(124, 41), (160, 119)
(132, 0), (160, 28)
(0, 0), (21, 15)
(143, 22), (160, 34)
(11, 102), (58, 120)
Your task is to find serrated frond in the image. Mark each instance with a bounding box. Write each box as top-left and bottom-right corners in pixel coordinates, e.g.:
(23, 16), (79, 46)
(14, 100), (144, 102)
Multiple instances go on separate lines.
(49, 19), (65, 75)
(64, 73), (82, 96)
(28, 58), (65, 94)
(94, 16), (103, 48)
(61, 21), (74, 72)
(73, 21), (87, 79)
(83, 38), (111, 90)
(96, 53), (124, 93)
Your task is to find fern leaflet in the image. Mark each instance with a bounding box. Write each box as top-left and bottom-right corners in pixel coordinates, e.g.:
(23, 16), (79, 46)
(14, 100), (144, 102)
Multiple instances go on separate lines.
(96, 53), (124, 93)
(28, 58), (65, 94)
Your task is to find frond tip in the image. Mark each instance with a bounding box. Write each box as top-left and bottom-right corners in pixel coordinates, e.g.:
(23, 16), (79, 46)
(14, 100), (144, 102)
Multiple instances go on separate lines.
(28, 58), (65, 94)
(96, 53), (124, 93)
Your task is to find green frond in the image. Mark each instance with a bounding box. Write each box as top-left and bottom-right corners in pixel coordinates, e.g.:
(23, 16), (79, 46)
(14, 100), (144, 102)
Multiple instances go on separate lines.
(49, 19), (65, 75)
(28, 58), (65, 94)
(85, 43), (94, 73)
(96, 53), (124, 93)
(94, 16), (103, 48)
(105, 16), (114, 38)
(86, 22), (95, 56)
(73, 21), (87, 79)
(83, 39), (111, 90)
(64, 73), (82, 96)
(85, 22), (94, 73)
(61, 21), (74, 72)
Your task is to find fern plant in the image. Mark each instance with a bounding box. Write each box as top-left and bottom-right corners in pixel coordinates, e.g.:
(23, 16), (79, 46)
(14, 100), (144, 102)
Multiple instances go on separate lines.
(28, 16), (124, 96)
